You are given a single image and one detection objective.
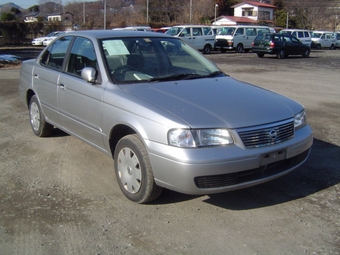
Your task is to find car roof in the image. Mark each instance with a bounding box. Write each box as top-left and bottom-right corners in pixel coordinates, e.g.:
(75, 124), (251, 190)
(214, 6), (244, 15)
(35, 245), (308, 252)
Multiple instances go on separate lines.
(60, 30), (173, 39)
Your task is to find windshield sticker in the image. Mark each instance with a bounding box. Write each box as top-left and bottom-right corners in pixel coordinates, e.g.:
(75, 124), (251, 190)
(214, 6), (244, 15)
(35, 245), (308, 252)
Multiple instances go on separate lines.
(103, 40), (130, 55)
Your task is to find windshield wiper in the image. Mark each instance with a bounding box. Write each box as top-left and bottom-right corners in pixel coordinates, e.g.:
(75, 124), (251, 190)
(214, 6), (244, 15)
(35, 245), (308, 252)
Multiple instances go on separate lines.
(148, 71), (225, 82)
(205, 71), (226, 77)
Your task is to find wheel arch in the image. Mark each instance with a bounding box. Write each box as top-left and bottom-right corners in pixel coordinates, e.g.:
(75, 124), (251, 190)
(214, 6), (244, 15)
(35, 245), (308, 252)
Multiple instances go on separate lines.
(203, 43), (212, 54)
(109, 124), (138, 159)
(26, 89), (36, 108)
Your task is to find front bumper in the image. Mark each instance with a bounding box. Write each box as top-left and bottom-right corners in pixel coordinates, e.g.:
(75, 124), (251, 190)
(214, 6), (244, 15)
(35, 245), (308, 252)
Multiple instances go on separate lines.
(147, 125), (313, 195)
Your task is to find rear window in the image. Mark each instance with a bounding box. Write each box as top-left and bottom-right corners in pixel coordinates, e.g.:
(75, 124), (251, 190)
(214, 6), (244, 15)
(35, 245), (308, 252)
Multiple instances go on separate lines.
(255, 35), (265, 41)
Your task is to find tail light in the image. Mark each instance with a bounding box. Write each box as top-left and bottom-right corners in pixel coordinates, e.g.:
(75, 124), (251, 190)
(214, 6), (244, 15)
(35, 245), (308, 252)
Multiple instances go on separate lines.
(269, 41), (275, 48)
(252, 41), (254, 46)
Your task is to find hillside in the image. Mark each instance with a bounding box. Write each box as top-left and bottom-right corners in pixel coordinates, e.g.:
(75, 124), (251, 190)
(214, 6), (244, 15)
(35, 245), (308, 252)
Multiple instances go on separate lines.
(0, 2), (24, 11)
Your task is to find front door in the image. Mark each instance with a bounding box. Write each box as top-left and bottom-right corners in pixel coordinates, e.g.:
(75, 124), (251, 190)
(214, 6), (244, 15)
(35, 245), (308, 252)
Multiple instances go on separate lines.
(58, 37), (106, 150)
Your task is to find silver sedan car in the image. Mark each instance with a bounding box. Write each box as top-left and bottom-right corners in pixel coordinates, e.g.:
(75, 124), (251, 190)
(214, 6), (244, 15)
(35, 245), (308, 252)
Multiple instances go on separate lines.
(19, 30), (313, 203)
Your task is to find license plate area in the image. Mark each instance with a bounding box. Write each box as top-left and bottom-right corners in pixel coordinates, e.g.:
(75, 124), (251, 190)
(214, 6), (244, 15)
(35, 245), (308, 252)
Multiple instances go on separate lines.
(260, 150), (286, 166)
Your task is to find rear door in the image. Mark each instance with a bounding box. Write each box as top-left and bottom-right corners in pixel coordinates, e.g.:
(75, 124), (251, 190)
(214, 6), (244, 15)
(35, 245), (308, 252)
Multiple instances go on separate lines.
(283, 35), (296, 55)
(33, 36), (73, 126)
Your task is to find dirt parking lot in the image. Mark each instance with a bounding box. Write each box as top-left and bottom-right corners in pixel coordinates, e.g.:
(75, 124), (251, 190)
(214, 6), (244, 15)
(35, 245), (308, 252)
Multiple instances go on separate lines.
(0, 48), (339, 255)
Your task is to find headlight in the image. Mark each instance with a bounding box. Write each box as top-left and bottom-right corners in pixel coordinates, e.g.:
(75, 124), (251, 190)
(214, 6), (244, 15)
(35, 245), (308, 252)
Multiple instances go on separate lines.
(168, 129), (234, 147)
(294, 110), (307, 130)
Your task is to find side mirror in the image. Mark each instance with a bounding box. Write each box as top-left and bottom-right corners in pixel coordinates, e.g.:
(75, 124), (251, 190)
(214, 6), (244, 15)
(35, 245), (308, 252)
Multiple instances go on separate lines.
(81, 67), (97, 83)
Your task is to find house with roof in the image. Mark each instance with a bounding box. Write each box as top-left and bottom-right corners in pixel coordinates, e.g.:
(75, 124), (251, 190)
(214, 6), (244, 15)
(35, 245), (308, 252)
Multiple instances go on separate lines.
(213, 1), (276, 26)
(24, 12), (40, 22)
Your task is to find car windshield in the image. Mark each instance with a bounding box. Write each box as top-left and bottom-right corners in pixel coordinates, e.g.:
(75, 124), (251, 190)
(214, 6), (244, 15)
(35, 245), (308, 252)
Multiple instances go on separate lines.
(311, 33), (322, 38)
(165, 27), (183, 36)
(218, 27), (235, 35)
(101, 37), (223, 84)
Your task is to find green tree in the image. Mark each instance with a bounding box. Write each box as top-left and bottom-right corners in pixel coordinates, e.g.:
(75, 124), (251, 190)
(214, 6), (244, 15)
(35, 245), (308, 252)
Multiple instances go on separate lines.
(1, 13), (17, 21)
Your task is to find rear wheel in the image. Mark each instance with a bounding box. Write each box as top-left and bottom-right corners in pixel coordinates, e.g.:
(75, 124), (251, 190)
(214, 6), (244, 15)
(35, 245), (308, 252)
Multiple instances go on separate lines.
(114, 134), (162, 203)
(277, 49), (286, 59)
(257, 53), (264, 58)
(236, 44), (244, 53)
(330, 44), (335, 50)
(203, 44), (212, 54)
(29, 95), (53, 137)
(316, 44), (321, 50)
(302, 48), (310, 58)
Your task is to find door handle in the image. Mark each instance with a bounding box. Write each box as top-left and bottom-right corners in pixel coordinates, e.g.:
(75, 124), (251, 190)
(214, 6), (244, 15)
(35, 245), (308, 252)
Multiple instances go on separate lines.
(34, 74), (39, 79)
(59, 83), (66, 90)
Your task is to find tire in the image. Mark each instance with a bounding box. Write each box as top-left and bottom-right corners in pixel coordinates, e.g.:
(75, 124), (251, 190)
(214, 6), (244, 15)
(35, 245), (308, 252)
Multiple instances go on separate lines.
(114, 134), (162, 203)
(257, 53), (264, 58)
(29, 95), (54, 137)
(203, 44), (212, 54)
(277, 49), (286, 59)
(316, 44), (321, 50)
(221, 49), (226, 53)
(302, 48), (310, 58)
(330, 44), (335, 50)
(236, 44), (243, 53)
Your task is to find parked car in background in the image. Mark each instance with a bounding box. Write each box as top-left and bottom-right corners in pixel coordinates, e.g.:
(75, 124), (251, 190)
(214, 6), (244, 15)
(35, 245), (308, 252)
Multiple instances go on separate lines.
(279, 29), (312, 48)
(165, 25), (215, 54)
(19, 30), (313, 203)
(42, 31), (72, 46)
(311, 31), (336, 49)
(32, 31), (62, 46)
(334, 32), (340, 48)
(252, 33), (311, 58)
(214, 25), (272, 53)
(112, 26), (152, 32)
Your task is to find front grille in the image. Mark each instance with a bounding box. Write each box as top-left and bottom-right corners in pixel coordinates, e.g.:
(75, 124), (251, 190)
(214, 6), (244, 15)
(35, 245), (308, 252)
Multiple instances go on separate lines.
(238, 120), (294, 148)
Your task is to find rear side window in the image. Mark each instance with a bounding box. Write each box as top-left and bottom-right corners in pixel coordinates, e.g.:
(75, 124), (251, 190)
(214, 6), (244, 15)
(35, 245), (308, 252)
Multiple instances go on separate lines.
(297, 31), (304, 38)
(246, 28), (256, 36)
(304, 31), (310, 37)
(40, 36), (73, 70)
(192, 28), (202, 36)
(283, 36), (292, 42)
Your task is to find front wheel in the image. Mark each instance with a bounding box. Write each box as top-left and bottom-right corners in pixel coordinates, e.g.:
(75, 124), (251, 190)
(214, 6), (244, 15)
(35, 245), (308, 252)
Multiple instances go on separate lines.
(236, 44), (244, 53)
(114, 134), (162, 203)
(29, 95), (53, 137)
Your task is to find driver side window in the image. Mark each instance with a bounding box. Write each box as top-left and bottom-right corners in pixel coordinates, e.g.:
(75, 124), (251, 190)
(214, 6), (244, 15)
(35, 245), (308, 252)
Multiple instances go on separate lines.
(67, 37), (97, 76)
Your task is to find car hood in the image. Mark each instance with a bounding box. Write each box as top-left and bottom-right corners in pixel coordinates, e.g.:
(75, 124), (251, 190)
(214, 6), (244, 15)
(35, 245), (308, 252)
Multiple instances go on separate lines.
(120, 76), (302, 129)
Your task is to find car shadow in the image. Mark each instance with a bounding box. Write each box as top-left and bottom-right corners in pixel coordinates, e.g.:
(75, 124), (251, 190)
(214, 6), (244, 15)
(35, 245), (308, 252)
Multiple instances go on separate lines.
(50, 127), (70, 137)
(154, 138), (340, 209)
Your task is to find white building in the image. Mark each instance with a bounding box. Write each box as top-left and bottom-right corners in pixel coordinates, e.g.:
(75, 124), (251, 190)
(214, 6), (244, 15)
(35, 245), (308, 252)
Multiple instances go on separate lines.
(231, 1), (276, 22)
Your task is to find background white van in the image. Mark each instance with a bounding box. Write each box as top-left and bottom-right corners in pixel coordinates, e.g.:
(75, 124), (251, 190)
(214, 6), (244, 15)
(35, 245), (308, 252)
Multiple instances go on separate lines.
(279, 29), (312, 48)
(311, 31), (336, 49)
(214, 25), (272, 53)
(165, 25), (215, 54)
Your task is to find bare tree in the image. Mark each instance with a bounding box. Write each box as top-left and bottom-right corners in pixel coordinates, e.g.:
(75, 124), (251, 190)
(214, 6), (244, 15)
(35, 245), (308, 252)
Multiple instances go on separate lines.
(284, 0), (339, 30)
